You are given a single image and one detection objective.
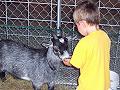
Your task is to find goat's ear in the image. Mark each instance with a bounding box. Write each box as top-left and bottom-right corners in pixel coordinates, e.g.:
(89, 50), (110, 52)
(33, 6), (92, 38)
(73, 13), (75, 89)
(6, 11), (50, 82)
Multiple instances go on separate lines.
(66, 36), (72, 41)
(41, 43), (50, 48)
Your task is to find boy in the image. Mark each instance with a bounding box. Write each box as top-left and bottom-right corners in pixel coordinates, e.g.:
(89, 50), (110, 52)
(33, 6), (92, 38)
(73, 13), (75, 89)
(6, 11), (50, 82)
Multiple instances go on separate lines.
(63, 0), (111, 90)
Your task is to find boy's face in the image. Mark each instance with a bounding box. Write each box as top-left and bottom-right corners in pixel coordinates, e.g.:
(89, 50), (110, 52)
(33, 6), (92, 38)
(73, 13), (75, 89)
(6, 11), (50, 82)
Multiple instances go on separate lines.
(76, 20), (88, 36)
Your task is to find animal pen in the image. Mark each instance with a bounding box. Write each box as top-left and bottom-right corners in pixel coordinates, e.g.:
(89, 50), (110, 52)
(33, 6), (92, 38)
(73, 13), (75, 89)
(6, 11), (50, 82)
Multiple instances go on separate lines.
(0, 0), (120, 90)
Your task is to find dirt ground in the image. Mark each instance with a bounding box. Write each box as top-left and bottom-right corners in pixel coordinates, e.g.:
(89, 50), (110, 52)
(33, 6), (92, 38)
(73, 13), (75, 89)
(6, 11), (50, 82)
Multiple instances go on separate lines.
(0, 74), (76, 90)
(0, 74), (33, 90)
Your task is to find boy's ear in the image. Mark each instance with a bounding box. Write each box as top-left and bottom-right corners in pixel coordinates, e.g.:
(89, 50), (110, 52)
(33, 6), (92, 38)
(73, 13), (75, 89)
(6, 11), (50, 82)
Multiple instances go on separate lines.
(76, 20), (83, 25)
(77, 20), (87, 28)
(81, 20), (88, 27)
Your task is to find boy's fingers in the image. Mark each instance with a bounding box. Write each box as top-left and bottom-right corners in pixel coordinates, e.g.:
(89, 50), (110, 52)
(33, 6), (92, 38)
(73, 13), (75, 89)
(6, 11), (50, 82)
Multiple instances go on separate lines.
(63, 58), (69, 62)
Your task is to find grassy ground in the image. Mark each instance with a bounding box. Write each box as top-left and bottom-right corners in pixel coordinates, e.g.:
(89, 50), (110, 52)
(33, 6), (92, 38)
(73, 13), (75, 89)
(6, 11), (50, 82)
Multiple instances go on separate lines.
(0, 74), (76, 90)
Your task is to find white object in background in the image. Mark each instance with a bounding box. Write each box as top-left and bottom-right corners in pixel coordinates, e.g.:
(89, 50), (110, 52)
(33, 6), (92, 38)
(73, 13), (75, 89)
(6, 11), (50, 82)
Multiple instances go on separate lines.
(109, 70), (119, 90)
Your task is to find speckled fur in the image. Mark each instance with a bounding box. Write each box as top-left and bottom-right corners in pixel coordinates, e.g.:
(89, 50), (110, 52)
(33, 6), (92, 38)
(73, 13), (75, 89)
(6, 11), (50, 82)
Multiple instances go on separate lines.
(0, 36), (69, 90)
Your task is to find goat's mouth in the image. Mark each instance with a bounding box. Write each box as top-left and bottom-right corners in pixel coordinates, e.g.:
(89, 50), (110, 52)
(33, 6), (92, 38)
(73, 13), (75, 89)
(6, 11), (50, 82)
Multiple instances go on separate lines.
(59, 51), (70, 61)
(53, 48), (70, 61)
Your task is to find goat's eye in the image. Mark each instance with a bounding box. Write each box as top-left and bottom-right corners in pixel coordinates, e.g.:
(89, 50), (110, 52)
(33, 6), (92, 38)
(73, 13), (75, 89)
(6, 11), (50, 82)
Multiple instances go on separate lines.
(54, 49), (58, 52)
(54, 48), (59, 52)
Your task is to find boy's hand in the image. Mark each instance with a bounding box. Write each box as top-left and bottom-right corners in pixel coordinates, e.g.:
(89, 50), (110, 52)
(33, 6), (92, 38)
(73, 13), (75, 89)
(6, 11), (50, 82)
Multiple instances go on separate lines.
(63, 58), (72, 66)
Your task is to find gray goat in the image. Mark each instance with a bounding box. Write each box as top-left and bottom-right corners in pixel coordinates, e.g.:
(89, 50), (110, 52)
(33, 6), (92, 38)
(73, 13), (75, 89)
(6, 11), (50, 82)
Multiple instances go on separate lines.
(0, 34), (70, 90)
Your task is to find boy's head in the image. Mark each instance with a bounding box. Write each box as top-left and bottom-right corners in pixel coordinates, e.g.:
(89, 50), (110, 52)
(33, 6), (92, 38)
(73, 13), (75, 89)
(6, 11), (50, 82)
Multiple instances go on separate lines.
(73, 0), (99, 26)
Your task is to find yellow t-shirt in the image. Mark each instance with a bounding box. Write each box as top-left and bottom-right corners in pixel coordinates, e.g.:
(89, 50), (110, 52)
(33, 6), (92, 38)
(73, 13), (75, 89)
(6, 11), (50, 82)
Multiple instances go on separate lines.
(70, 30), (111, 90)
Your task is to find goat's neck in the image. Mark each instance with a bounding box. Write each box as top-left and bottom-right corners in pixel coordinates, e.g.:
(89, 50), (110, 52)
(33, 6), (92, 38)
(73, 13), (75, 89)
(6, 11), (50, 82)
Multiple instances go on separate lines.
(46, 46), (60, 60)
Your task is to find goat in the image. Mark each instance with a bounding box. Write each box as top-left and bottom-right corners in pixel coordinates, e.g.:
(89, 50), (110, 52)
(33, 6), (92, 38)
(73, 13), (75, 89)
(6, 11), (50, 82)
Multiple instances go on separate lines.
(0, 34), (70, 90)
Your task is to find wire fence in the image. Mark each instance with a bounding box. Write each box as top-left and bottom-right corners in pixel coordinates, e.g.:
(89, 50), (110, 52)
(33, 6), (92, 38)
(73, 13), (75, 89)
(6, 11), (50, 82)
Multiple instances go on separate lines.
(0, 0), (120, 88)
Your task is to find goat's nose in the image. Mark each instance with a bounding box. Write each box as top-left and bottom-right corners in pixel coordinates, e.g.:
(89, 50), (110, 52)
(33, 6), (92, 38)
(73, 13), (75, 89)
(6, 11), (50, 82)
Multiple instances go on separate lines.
(63, 51), (70, 58)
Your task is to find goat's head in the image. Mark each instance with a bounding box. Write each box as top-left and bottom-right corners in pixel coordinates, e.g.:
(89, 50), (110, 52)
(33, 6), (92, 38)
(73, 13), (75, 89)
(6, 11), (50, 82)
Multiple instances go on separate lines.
(51, 34), (69, 60)
(42, 33), (70, 70)
(42, 33), (70, 61)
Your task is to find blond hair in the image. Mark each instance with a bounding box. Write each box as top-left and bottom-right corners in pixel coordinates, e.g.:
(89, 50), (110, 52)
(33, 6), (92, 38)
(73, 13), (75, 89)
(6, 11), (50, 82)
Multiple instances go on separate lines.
(73, 0), (99, 25)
